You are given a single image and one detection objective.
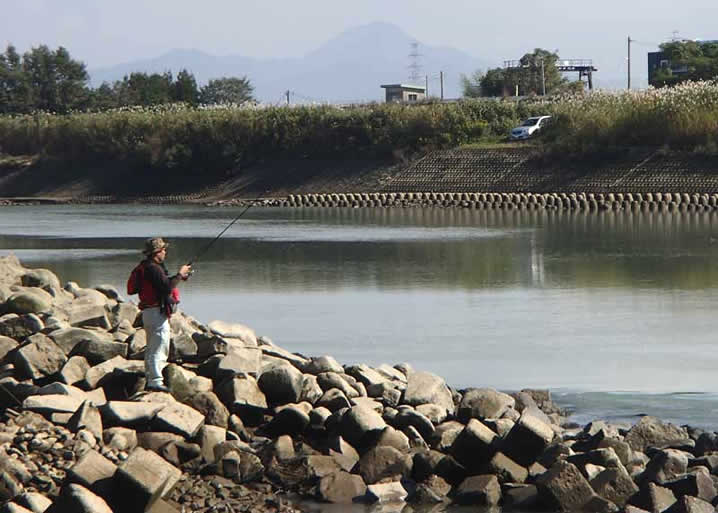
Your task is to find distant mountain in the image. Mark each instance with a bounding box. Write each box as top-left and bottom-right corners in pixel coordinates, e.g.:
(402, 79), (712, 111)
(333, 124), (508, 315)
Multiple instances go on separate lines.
(89, 22), (491, 103)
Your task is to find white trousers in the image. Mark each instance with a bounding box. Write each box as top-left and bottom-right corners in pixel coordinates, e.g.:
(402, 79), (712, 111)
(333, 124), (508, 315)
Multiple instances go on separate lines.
(142, 307), (170, 387)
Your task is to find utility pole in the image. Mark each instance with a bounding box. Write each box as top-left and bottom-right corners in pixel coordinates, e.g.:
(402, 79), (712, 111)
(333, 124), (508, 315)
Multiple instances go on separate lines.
(540, 59), (546, 96)
(425, 75), (429, 98)
(627, 36), (632, 90)
(440, 71), (444, 100)
(286, 90), (290, 105)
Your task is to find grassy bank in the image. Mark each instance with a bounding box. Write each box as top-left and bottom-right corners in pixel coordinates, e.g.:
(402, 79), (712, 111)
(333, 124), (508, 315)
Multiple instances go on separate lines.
(1, 82), (718, 178)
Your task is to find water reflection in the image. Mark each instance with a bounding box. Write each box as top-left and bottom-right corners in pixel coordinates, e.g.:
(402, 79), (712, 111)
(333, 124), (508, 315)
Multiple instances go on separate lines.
(2, 205), (718, 394)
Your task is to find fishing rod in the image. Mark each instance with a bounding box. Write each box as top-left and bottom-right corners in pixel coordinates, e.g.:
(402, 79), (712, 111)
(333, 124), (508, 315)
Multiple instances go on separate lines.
(187, 193), (269, 269)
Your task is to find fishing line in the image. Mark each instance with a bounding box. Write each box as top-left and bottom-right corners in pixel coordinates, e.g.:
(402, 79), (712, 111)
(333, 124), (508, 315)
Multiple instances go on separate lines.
(188, 192), (270, 267)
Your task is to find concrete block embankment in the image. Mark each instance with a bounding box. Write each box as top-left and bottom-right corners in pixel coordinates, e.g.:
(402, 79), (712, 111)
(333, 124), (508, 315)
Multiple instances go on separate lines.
(258, 191), (718, 214)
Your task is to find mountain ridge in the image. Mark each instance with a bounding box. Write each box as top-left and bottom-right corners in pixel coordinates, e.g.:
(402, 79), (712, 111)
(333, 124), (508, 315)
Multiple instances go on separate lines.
(89, 22), (490, 103)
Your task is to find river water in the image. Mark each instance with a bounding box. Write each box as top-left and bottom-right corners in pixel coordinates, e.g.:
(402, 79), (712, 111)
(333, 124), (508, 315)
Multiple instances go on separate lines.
(2, 204), (718, 430)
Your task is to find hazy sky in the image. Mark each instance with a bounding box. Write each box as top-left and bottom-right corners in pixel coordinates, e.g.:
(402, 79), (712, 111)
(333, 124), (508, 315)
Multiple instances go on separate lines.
(3, 0), (718, 87)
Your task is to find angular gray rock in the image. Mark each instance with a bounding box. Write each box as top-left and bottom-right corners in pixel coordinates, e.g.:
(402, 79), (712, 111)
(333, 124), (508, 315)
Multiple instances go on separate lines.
(0, 314), (43, 341)
(453, 474), (501, 506)
(629, 482), (678, 513)
(113, 447), (181, 512)
(14, 333), (67, 380)
(450, 419), (497, 470)
(502, 410), (555, 466)
(458, 387), (516, 422)
(49, 327), (112, 355)
(625, 417), (690, 452)
(590, 466), (640, 506)
(318, 471), (367, 503)
(100, 401), (164, 429)
(364, 481), (408, 504)
(402, 371), (454, 413)
(535, 460), (595, 511)
(359, 445), (412, 484)
(151, 402), (205, 438)
(45, 484), (113, 513)
(304, 355), (344, 375)
(68, 304), (111, 330)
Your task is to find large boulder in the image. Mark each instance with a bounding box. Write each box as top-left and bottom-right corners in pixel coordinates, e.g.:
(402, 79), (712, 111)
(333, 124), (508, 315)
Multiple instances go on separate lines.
(502, 410), (555, 466)
(402, 371), (454, 413)
(453, 475), (501, 506)
(358, 445), (412, 484)
(339, 405), (387, 449)
(450, 419), (498, 470)
(112, 447), (181, 512)
(21, 269), (61, 294)
(207, 320), (257, 346)
(0, 314), (44, 340)
(216, 375), (267, 424)
(535, 460), (596, 512)
(625, 417), (691, 452)
(258, 364), (304, 406)
(0, 335), (18, 362)
(45, 484), (113, 513)
(14, 333), (67, 380)
(317, 471), (367, 503)
(49, 327), (113, 355)
(458, 387), (516, 422)
(4, 290), (52, 315)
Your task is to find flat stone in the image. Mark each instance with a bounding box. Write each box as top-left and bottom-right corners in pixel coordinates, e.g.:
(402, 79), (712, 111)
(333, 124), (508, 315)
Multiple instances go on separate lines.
(345, 364), (388, 389)
(68, 305), (110, 330)
(216, 375), (267, 423)
(215, 347), (262, 380)
(152, 402), (205, 438)
(70, 339), (127, 365)
(23, 394), (83, 415)
(100, 401), (164, 428)
(49, 327), (112, 355)
(82, 356), (143, 389)
(0, 336), (18, 361)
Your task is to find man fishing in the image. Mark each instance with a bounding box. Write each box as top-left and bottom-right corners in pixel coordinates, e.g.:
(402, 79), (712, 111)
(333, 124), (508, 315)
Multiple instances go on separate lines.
(128, 238), (192, 392)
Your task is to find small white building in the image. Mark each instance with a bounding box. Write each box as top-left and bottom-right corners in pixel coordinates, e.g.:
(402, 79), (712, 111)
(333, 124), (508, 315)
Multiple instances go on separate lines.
(380, 84), (426, 103)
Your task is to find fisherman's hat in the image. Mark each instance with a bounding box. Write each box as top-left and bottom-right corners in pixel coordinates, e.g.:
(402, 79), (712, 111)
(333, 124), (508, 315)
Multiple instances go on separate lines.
(143, 237), (170, 255)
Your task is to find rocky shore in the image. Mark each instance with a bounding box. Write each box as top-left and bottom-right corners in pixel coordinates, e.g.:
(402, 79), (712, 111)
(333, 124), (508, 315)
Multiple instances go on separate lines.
(1, 255), (717, 513)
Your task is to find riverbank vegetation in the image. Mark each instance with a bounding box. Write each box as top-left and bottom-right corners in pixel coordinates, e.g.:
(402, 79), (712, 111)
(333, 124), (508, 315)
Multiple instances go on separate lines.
(2, 78), (718, 174)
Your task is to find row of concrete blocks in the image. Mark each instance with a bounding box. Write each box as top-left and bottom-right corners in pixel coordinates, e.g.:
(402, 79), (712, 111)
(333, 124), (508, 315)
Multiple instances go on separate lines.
(271, 192), (718, 211)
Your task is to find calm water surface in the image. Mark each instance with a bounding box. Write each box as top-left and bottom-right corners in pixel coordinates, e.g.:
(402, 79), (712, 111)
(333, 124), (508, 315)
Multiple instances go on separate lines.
(2, 204), (718, 429)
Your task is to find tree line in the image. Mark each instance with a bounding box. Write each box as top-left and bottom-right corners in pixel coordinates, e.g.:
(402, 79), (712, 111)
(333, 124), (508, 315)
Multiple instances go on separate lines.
(0, 44), (254, 114)
(461, 48), (586, 98)
(651, 40), (718, 87)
